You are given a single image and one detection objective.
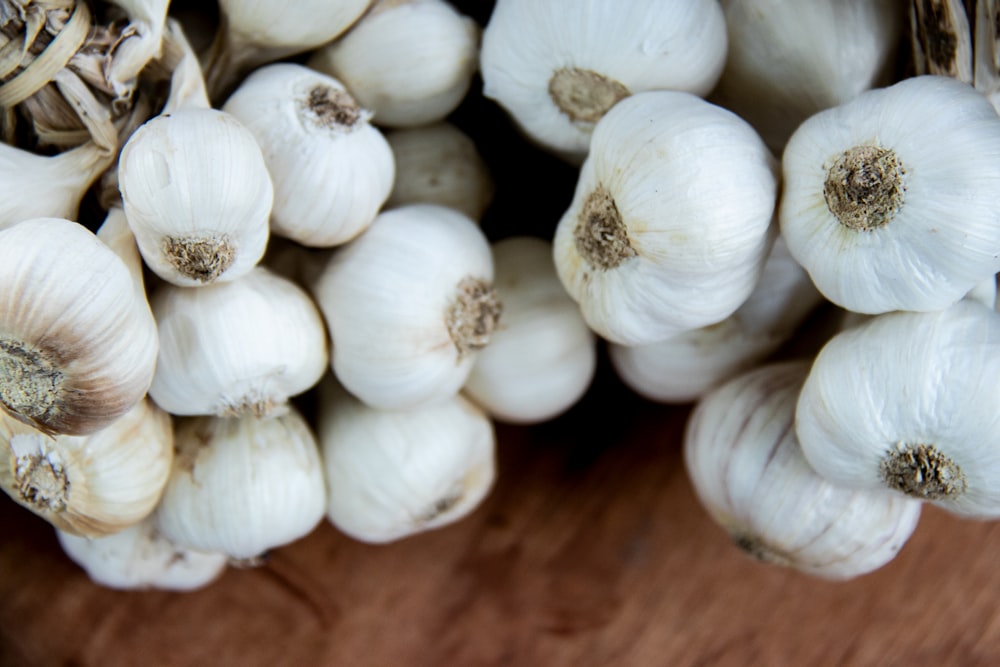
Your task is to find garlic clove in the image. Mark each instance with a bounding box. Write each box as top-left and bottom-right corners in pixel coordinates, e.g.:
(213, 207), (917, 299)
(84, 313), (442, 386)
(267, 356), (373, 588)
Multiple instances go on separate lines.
(464, 237), (596, 424)
(685, 360), (922, 580)
(56, 515), (227, 591)
(779, 75), (1000, 314)
(553, 90), (778, 346)
(0, 397), (173, 538)
(155, 407), (328, 561)
(0, 218), (158, 436)
(480, 0), (727, 160)
(149, 266), (328, 418)
(307, 0), (479, 128)
(319, 378), (496, 544)
(314, 204), (501, 410)
(795, 300), (1000, 518)
(222, 63), (395, 248)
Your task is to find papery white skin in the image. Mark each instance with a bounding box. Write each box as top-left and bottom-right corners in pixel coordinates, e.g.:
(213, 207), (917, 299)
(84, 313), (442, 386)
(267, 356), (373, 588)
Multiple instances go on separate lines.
(685, 360), (921, 580)
(315, 204), (496, 410)
(319, 379), (495, 544)
(155, 408), (327, 560)
(464, 237), (596, 423)
(149, 266), (328, 417)
(780, 75), (1000, 314)
(610, 236), (822, 403)
(796, 300), (1000, 518)
(119, 108), (273, 286)
(385, 122), (494, 220)
(222, 63), (395, 247)
(96, 206), (151, 304)
(0, 398), (173, 537)
(103, 0), (171, 99)
(553, 91), (778, 346)
(712, 0), (902, 152)
(0, 218), (158, 436)
(0, 141), (112, 229)
(57, 516), (227, 591)
(965, 275), (997, 309)
(480, 0), (727, 159)
(307, 0), (478, 128)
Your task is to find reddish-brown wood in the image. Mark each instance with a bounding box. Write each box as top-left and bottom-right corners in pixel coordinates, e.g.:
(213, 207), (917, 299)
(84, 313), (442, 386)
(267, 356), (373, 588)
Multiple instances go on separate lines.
(3, 363), (1000, 667)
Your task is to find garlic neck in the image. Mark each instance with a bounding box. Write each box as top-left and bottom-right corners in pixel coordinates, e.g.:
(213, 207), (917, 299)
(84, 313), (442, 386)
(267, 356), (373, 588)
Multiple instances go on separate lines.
(10, 435), (70, 513)
(548, 67), (630, 124)
(446, 277), (502, 358)
(574, 185), (636, 270)
(879, 442), (967, 500)
(823, 144), (906, 231)
(0, 339), (64, 432)
(161, 235), (236, 284)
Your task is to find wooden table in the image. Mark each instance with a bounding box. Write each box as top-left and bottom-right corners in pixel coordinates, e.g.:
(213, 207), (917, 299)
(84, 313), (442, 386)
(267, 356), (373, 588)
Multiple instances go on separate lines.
(3, 353), (1000, 667)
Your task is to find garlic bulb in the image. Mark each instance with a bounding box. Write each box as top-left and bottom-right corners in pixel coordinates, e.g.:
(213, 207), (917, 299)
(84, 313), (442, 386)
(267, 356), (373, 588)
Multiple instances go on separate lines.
(0, 218), (157, 436)
(222, 63), (394, 247)
(796, 300), (1000, 519)
(307, 0), (478, 128)
(0, 140), (113, 229)
(56, 516), (227, 591)
(553, 91), (778, 346)
(385, 122), (494, 220)
(149, 266), (328, 418)
(319, 379), (495, 544)
(780, 75), (1000, 314)
(609, 236), (823, 403)
(204, 0), (372, 101)
(480, 0), (727, 159)
(711, 0), (902, 153)
(315, 204), (500, 410)
(0, 398), (173, 538)
(155, 407), (327, 560)
(685, 360), (922, 580)
(464, 237), (596, 424)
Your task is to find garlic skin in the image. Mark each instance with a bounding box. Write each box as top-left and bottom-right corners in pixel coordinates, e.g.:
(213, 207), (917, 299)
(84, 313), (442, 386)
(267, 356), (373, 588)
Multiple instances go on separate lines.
(222, 63), (395, 247)
(103, 0), (171, 100)
(149, 266), (328, 418)
(464, 237), (596, 424)
(553, 91), (778, 346)
(686, 361), (921, 580)
(118, 107), (273, 286)
(307, 0), (478, 128)
(712, 0), (902, 153)
(780, 75), (1000, 314)
(0, 398), (173, 538)
(480, 0), (727, 159)
(56, 517), (227, 591)
(385, 122), (493, 221)
(0, 218), (158, 436)
(314, 204), (500, 410)
(796, 300), (1000, 518)
(155, 408), (327, 560)
(609, 236), (822, 403)
(319, 379), (495, 544)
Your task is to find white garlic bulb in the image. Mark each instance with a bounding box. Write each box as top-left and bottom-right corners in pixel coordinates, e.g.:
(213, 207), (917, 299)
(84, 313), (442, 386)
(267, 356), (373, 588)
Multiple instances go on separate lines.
(609, 236), (823, 403)
(385, 122), (494, 221)
(685, 360), (922, 580)
(0, 218), (157, 436)
(315, 204), (501, 410)
(480, 0), (727, 159)
(464, 237), (596, 424)
(0, 398), (173, 537)
(319, 379), (495, 544)
(780, 75), (1000, 314)
(796, 300), (1000, 518)
(712, 0), (902, 153)
(149, 266), (328, 418)
(308, 0), (478, 128)
(222, 63), (395, 248)
(0, 140), (113, 230)
(155, 408), (327, 560)
(56, 517), (227, 591)
(553, 91), (778, 346)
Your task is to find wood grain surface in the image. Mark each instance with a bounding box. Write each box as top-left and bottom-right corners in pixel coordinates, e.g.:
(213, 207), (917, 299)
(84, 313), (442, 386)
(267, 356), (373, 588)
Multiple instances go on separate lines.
(3, 353), (1000, 667)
